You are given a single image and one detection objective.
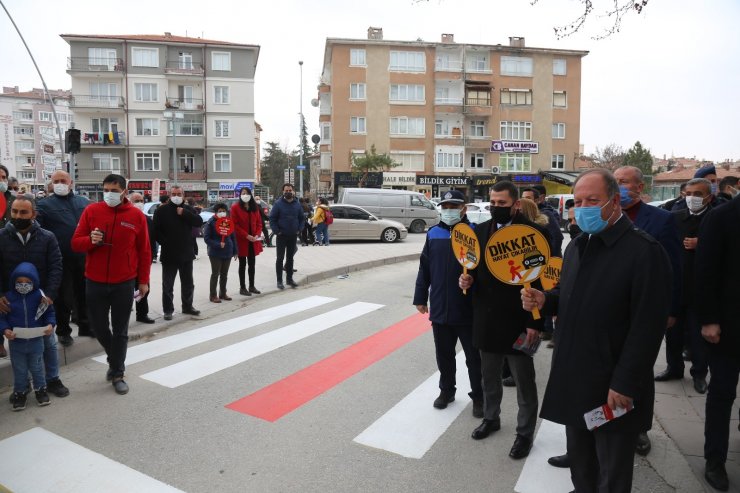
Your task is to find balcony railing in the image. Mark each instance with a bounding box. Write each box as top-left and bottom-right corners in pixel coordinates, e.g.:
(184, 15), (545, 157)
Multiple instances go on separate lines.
(18, 148), (36, 155)
(464, 97), (492, 107)
(465, 64), (492, 73)
(435, 60), (463, 71)
(82, 131), (126, 145)
(67, 57), (124, 72)
(164, 61), (205, 76)
(168, 170), (206, 181)
(83, 169), (128, 179)
(165, 97), (204, 111)
(434, 97), (463, 106)
(70, 95), (125, 109)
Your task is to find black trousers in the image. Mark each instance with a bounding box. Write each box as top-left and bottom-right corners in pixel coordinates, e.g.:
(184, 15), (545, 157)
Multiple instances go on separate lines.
(55, 255), (89, 337)
(135, 281), (150, 319)
(86, 279), (135, 379)
(275, 234), (297, 282)
(664, 304), (708, 378)
(566, 425), (639, 493)
(704, 349), (740, 464)
(161, 260), (195, 314)
(209, 257), (231, 297)
(432, 323), (482, 400)
(238, 255), (256, 289)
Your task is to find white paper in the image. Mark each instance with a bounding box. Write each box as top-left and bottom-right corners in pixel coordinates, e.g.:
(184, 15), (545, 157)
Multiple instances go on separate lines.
(12, 327), (48, 339)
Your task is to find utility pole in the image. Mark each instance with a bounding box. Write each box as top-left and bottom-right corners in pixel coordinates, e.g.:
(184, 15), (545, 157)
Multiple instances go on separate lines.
(298, 60), (304, 196)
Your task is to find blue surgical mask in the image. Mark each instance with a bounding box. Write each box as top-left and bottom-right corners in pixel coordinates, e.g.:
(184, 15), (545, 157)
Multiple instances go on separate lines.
(575, 199), (615, 235)
(618, 186), (634, 208)
(440, 209), (462, 226)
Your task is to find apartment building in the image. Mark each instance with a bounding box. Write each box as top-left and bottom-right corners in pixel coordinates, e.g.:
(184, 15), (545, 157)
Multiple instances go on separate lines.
(62, 32), (259, 203)
(0, 87), (72, 189)
(319, 28), (588, 199)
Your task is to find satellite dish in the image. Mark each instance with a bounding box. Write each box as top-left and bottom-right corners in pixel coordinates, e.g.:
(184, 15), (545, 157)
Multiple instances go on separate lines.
(311, 134), (321, 144)
(310, 99), (320, 107)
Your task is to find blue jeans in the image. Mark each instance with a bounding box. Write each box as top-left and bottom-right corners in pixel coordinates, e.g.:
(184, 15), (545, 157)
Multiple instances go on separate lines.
(43, 333), (60, 381)
(9, 337), (45, 392)
(315, 223), (329, 245)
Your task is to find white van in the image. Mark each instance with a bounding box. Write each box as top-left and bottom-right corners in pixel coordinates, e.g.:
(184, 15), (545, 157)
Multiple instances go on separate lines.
(545, 194), (574, 228)
(338, 188), (439, 233)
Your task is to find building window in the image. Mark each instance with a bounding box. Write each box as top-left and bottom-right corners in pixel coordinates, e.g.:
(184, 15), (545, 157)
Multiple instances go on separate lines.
(390, 117), (425, 136)
(92, 118), (119, 134)
(90, 82), (117, 101)
(470, 120), (486, 137)
(390, 152), (425, 171)
(212, 51), (231, 71)
(500, 89), (532, 106)
(500, 56), (533, 76)
(350, 117), (366, 134)
(13, 126), (33, 136)
(553, 59), (567, 76)
(135, 152), (161, 171)
(552, 154), (565, 170)
(93, 153), (120, 171)
(553, 91), (567, 108)
(321, 123), (331, 142)
(131, 47), (159, 67)
(500, 121), (532, 141)
(552, 123), (566, 139)
(349, 83), (366, 100)
(350, 49), (366, 67)
(13, 111), (32, 120)
(466, 53), (488, 72)
(465, 89), (491, 106)
(88, 47), (117, 67)
(135, 118), (159, 136)
(435, 120), (450, 136)
(38, 112), (52, 122)
(389, 51), (425, 72)
(470, 153), (485, 168)
(179, 52), (193, 69)
(15, 141), (34, 151)
(499, 153), (531, 172)
(172, 115), (203, 136)
(180, 153), (195, 172)
(214, 86), (230, 104)
(436, 151), (463, 169)
(215, 120), (230, 138)
(17, 171), (35, 181)
(389, 84), (425, 103)
(134, 83), (158, 102)
(214, 153), (231, 172)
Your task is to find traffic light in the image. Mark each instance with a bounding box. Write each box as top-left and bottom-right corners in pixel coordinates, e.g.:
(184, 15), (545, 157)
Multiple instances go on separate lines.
(74, 163), (79, 181)
(65, 129), (81, 154)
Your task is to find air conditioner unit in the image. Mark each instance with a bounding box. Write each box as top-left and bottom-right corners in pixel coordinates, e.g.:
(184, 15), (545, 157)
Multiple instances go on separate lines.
(491, 166), (501, 174)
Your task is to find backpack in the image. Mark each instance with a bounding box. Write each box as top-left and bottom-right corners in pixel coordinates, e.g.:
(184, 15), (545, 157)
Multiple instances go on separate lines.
(323, 208), (334, 225)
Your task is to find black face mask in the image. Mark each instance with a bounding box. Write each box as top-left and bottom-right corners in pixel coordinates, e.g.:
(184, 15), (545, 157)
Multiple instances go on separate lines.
(11, 218), (32, 231)
(492, 206), (513, 225)
(568, 224), (582, 237)
(284, 192), (294, 201)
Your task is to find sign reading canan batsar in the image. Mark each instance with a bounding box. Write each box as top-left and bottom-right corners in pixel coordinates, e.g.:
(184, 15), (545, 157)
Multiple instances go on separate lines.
(490, 140), (540, 154)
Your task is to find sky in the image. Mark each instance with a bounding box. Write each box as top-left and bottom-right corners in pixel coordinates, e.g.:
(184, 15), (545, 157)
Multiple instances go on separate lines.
(1, 0), (738, 163)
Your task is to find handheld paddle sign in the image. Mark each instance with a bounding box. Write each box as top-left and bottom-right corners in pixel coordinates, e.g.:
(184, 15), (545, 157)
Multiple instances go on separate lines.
(540, 256), (563, 291)
(485, 224), (550, 319)
(215, 216), (235, 244)
(451, 223), (480, 295)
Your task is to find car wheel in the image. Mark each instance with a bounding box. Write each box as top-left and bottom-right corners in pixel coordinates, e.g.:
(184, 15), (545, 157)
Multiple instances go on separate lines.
(409, 219), (425, 234)
(381, 228), (399, 243)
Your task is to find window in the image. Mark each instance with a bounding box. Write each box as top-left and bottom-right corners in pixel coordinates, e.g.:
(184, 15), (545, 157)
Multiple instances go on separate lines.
(470, 120), (486, 137)
(499, 153), (531, 172)
(178, 85), (194, 103)
(180, 153), (195, 172)
(15, 141), (34, 151)
(553, 59), (567, 76)
(390, 117), (425, 136)
(17, 171), (35, 180)
(131, 47), (159, 67)
(553, 91), (567, 108)
(500, 121), (532, 141)
(435, 120), (450, 136)
(88, 48), (117, 67)
(92, 118), (119, 134)
(57, 113), (68, 122)
(389, 152), (425, 171)
(500, 56), (533, 76)
(136, 118), (159, 136)
(135, 152), (161, 171)
(13, 111), (32, 120)
(389, 51), (425, 72)
(39, 126), (55, 137)
(214, 86), (230, 104)
(470, 153), (485, 168)
(13, 126), (33, 136)
(93, 153), (120, 171)
(350, 83), (366, 100)
(552, 154), (565, 170)
(214, 153), (231, 172)
(38, 112), (52, 121)
(321, 123), (331, 142)
(215, 120), (230, 138)
(465, 89), (491, 106)
(169, 115), (203, 136)
(212, 51), (231, 71)
(134, 83), (158, 102)
(436, 150), (463, 169)
(350, 49), (366, 66)
(500, 89), (532, 105)
(179, 52), (193, 69)
(90, 82), (117, 100)
(467, 53), (488, 72)
(350, 117), (366, 134)
(389, 84), (425, 103)
(552, 123), (566, 139)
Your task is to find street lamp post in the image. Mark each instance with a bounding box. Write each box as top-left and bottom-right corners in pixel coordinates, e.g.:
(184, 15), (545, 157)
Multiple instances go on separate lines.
(298, 60), (304, 197)
(163, 111), (184, 186)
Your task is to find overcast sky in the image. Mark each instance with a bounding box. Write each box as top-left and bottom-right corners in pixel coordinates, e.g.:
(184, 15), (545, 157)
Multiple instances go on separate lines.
(1, 0), (738, 162)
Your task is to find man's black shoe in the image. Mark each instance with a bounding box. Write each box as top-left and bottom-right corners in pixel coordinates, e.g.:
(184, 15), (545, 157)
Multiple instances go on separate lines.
(239, 287), (251, 296)
(433, 391), (455, 409)
(509, 434), (533, 459)
(283, 267), (297, 273)
(58, 334), (74, 347)
(136, 316), (155, 324)
(106, 369), (114, 382)
(636, 432), (651, 456)
(249, 286), (261, 294)
(182, 307), (201, 316)
(705, 460), (729, 491)
(112, 378), (129, 395)
(163, 313), (173, 321)
(502, 376), (516, 387)
(286, 279), (298, 288)
(693, 377), (708, 394)
(472, 399), (484, 418)
(654, 369), (683, 382)
(471, 419), (500, 440)
(46, 378), (69, 398)
(77, 328), (95, 338)
(548, 453), (570, 468)
(541, 332), (552, 341)
(277, 281), (285, 290)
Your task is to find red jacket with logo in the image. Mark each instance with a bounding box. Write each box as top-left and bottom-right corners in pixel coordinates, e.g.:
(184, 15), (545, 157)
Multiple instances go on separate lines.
(71, 198), (151, 284)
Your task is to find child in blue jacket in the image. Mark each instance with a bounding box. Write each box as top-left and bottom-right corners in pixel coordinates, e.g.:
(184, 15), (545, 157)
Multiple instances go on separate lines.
(0, 262), (56, 411)
(203, 203), (238, 303)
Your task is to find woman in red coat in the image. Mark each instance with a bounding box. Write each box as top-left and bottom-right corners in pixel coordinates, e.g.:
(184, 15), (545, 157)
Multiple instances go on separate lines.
(230, 187), (264, 295)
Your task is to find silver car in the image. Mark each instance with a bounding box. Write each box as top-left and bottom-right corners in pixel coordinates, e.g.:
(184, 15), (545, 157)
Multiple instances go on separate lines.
(327, 205), (407, 242)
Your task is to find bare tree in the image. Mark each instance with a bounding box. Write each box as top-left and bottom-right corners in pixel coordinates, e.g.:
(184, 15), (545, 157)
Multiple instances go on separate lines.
(589, 144), (626, 171)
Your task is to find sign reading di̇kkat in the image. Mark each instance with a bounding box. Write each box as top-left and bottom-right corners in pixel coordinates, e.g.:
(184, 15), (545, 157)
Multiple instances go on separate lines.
(490, 140), (539, 154)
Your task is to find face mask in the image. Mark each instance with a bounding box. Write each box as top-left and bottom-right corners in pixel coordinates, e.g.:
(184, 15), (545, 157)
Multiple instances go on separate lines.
(103, 191), (122, 208)
(15, 282), (33, 295)
(686, 196), (706, 213)
(240, 194), (252, 203)
(492, 206), (513, 225)
(170, 196), (184, 206)
(440, 209), (462, 226)
(284, 192), (294, 201)
(575, 199), (614, 234)
(133, 202), (145, 211)
(730, 187), (739, 198)
(53, 183), (70, 196)
(618, 186), (635, 208)
(710, 183), (718, 195)
(11, 218), (32, 230)
(568, 224), (582, 237)
(0, 182), (7, 193)
(216, 211), (227, 218)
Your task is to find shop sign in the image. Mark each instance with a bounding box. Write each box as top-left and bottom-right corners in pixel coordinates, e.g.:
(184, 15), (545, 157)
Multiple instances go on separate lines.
(382, 172), (417, 187)
(471, 175), (497, 186)
(490, 140), (540, 154)
(334, 171), (383, 188)
(511, 174), (542, 184)
(177, 182), (207, 191)
(416, 175), (471, 186)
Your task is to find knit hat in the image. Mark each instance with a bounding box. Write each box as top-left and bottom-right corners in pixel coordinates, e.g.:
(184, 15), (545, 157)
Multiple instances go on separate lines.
(694, 165), (716, 179)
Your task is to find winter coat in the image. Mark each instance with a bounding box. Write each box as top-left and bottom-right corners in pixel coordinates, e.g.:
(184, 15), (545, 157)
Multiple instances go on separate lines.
(0, 221), (62, 300)
(269, 197), (303, 236)
(0, 262), (56, 333)
(540, 216), (672, 433)
(312, 205), (329, 225)
(203, 217), (238, 259)
(672, 204), (714, 305)
(71, 198), (151, 284)
(0, 190), (11, 228)
(152, 201), (203, 264)
(230, 202), (264, 257)
(36, 192), (90, 258)
(538, 202), (564, 256)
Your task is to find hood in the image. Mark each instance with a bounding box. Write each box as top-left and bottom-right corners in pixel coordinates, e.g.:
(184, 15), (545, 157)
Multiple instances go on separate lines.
(9, 261), (40, 288)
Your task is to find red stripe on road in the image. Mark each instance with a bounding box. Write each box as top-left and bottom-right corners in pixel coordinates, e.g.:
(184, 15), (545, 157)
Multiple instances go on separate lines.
(226, 312), (431, 421)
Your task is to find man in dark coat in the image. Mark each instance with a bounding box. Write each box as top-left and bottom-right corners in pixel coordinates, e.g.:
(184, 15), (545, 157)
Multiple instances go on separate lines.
(521, 169), (672, 493)
(695, 195), (740, 492)
(153, 185), (203, 320)
(269, 183), (303, 290)
(130, 192), (156, 324)
(459, 180), (545, 460)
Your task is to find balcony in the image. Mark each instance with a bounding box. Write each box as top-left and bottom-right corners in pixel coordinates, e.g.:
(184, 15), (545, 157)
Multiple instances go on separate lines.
(165, 97), (204, 111)
(80, 169), (128, 180)
(67, 57), (124, 73)
(18, 147), (36, 155)
(435, 60), (463, 72)
(434, 97), (463, 106)
(70, 95), (125, 109)
(81, 131), (126, 146)
(464, 136), (492, 149)
(164, 61), (205, 76)
(16, 131), (34, 140)
(168, 170), (206, 181)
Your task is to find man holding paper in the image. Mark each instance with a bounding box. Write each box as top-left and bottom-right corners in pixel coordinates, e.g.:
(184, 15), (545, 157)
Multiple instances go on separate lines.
(521, 169), (671, 493)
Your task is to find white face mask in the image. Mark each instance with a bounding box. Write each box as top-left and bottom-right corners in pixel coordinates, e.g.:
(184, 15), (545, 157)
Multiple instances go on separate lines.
(53, 183), (70, 196)
(170, 196), (184, 206)
(216, 211), (227, 218)
(240, 194), (252, 203)
(133, 202), (145, 211)
(686, 195), (706, 213)
(0, 182), (7, 193)
(103, 191), (122, 208)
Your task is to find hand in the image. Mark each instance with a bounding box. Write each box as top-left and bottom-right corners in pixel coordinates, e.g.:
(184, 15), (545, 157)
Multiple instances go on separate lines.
(702, 323), (721, 344)
(220, 241), (225, 248)
(247, 235), (256, 242)
(91, 228), (103, 245)
(416, 305), (428, 315)
(683, 237), (698, 250)
(43, 324), (53, 336)
(177, 207), (184, 216)
(666, 316), (676, 329)
(459, 274), (473, 290)
(4, 328), (14, 340)
(525, 328), (539, 346)
(138, 283), (149, 298)
(607, 389), (633, 411)
(521, 287), (545, 312)
(0, 296), (9, 314)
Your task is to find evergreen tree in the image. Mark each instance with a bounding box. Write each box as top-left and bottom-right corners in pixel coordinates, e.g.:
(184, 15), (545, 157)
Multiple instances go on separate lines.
(624, 141), (653, 176)
(261, 141), (293, 199)
(350, 145), (399, 188)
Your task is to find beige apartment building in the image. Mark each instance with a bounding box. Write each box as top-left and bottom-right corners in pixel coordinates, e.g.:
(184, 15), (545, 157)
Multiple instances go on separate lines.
(319, 28), (588, 199)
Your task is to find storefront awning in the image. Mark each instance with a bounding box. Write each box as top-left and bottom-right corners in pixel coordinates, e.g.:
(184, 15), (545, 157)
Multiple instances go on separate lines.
(541, 171), (581, 186)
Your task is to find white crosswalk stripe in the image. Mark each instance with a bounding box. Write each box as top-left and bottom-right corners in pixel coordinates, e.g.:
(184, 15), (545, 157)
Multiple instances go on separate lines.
(514, 420), (573, 493)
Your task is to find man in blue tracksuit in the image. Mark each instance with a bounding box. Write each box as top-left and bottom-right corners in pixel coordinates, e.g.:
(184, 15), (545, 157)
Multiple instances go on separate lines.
(413, 190), (483, 418)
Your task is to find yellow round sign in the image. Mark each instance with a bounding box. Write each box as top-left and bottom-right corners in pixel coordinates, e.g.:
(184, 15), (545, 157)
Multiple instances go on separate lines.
(485, 224), (551, 286)
(451, 223), (480, 270)
(540, 256), (563, 291)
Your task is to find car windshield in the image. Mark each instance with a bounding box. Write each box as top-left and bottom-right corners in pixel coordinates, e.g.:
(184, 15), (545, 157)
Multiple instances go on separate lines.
(418, 196), (435, 210)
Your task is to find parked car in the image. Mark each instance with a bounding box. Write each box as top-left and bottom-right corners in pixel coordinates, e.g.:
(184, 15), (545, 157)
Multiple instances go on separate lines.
(545, 194), (574, 229)
(327, 204), (407, 242)
(338, 188), (438, 233)
(464, 202), (491, 224)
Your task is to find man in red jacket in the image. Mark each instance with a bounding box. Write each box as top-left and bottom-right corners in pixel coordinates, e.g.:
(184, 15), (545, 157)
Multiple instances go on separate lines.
(71, 174), (151, 395)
